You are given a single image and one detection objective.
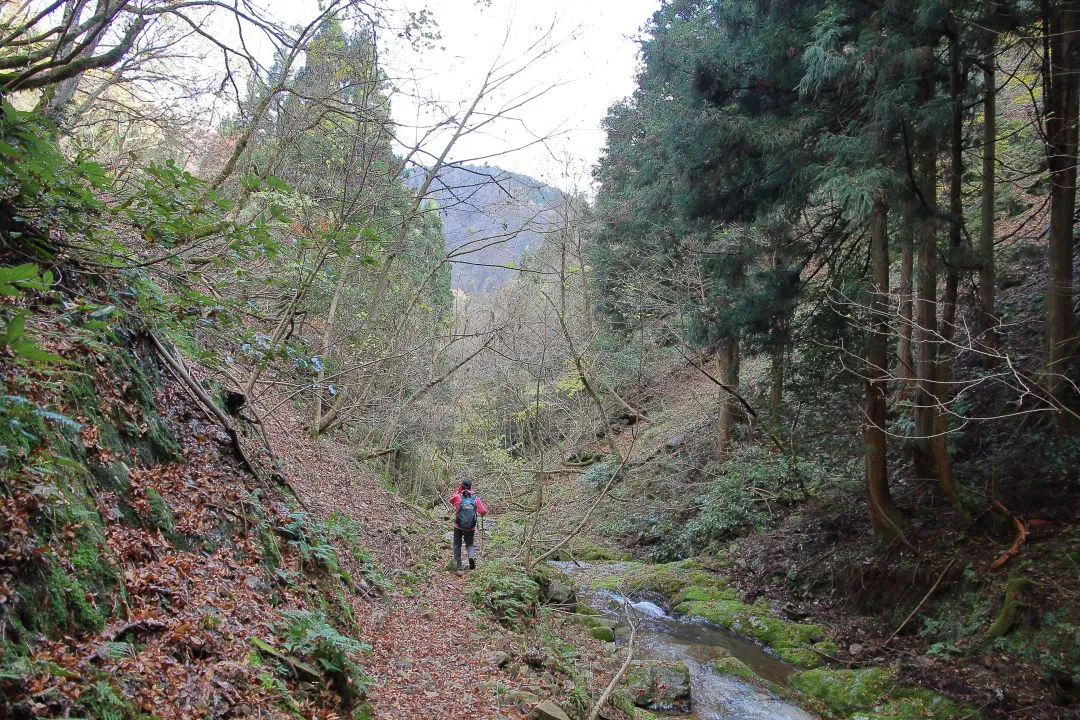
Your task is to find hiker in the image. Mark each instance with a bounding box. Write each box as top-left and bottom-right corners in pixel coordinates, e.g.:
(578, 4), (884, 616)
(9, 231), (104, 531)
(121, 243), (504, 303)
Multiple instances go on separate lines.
(450, 478), (488, 570)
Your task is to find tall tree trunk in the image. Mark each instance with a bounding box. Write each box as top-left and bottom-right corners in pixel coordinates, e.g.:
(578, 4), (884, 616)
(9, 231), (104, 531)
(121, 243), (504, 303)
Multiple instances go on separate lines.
(768, 249), (789, 408)
(980, 39), (999, 366)
(913, 66), (940, 478)
(40, 0), (103, 125)
(1043, 2), (1080, 429)
(941, 27), (965, 363)
(867, 200), (904, 536)
(312, 280), (344, 429)
(913, 57), (959, 504)
(769, 343), (785, 409)
(896, 242), (916, 389)
(716, 335), (740, 460)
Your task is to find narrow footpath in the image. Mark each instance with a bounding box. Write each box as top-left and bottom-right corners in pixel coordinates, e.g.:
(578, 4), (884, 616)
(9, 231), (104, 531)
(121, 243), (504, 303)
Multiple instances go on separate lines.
(265, 421), (532, 720)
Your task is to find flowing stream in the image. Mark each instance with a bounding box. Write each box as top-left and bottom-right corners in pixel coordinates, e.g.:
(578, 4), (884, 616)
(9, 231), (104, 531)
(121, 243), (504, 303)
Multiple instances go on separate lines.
(553, 563), (818, 720)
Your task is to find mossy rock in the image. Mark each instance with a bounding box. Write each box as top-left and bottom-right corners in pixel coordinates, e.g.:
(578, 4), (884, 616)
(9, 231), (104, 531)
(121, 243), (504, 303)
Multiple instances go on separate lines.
(14, 556), (108, 639)
(711, 655), (756, 681)
(64, 372), (104, 416)
(144, 487), (177, 532)
(675, 595), (829, 668)
(789, 667), (895, 715)
(90, 460), (131, 494)
(135, 415), (182, 464)
(790, 666), (974, 719)
(623, 661), (691, 712)
(673, 583), (737, 604)
(569, 613), (601, 628)
(610, 690), (668, 720)
(622, 558), (719, 597)
(589, 626), (615, 642)
(566, 538), (633, 561)
(575, 602), (599, 616)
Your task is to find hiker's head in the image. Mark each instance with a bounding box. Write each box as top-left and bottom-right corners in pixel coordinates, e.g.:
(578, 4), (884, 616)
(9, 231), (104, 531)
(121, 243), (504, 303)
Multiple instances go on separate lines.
(461, 478), (472, 491)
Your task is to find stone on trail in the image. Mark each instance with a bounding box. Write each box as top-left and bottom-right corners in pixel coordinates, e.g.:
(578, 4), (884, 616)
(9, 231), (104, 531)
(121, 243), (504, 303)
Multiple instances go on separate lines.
(529, 699), (572, 720)
(508, 690), (540, 712)
(484, 650), (511, 668)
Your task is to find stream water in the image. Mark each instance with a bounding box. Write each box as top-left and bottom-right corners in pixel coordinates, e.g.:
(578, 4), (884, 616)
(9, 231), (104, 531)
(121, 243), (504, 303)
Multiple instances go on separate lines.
(553, 563), (818, 720)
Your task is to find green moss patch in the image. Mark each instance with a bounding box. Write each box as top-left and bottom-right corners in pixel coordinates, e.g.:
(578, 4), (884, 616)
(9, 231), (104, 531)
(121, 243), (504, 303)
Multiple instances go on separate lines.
(589, 625), (615, 642)
(585, 558), (721, 596)
(674, 595), (829, 667)
(789, 667), (972, 719)
(581, 558), (834, 668)
(711, 656), (784, 695)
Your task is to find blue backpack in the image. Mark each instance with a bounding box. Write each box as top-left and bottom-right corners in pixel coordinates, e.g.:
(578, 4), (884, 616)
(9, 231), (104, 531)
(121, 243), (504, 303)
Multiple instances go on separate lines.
(456, 492), (478, 530)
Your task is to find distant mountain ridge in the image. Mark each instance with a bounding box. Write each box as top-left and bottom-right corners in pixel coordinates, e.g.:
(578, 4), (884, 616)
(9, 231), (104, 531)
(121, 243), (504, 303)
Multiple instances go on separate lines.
(408, 164), (564, 293)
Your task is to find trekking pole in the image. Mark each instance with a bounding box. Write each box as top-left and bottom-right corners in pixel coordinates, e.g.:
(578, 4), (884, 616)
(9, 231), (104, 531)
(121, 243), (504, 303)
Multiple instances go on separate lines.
(479, 517), (485, 560)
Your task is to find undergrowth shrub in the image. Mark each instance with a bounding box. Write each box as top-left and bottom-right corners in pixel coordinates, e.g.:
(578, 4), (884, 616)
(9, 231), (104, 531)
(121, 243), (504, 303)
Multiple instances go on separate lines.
(278, 609), (370, 691)
(276, 511), (343, 574)
(649, 445), (841, 561)
(467, 557), (540, 624)
(581, 461), (617, 489)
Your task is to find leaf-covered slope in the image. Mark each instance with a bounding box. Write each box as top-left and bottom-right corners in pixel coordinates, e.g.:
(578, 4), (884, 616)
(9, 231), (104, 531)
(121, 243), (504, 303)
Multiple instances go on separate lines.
(0, 276), (378, 718)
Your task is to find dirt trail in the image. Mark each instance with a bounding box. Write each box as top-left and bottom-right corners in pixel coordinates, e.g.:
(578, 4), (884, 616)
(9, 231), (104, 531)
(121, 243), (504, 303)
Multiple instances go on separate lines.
(264, 422), (529, 719)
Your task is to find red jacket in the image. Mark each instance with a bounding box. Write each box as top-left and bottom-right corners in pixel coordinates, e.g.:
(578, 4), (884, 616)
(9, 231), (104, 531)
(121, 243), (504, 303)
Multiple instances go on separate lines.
(450, 487), (487, 530)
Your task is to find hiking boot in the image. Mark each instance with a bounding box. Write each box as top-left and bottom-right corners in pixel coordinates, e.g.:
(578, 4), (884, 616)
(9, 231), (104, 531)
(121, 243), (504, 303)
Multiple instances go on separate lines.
(455, 561), (462, 571)
(469, 558), (476, 570)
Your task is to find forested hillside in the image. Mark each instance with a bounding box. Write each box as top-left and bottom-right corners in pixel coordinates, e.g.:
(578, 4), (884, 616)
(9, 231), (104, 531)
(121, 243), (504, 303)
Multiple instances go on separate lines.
(408, 164), (564, 293)
(1, 1), (1078, 720)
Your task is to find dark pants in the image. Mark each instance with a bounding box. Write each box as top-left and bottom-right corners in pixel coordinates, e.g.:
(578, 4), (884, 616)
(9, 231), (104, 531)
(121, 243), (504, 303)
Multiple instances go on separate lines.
(453, 528), (475, 567)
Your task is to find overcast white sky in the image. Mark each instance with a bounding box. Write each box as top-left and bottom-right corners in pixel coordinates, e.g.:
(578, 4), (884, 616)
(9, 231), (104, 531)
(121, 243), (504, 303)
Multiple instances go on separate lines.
(383, 0), (659, 190)
(262, 0), (659, 190)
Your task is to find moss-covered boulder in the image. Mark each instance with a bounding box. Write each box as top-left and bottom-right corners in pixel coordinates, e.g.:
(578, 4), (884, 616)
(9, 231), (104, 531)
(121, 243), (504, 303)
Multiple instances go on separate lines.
(589, 625), (615, 642)
(789, 668), (895, 715)
(674, 594), (833, 667)
(624, 661), (691, 712)
(532, 562), (578, 607)
(624, 559), (720, 597)
(789, 667), (973, 719)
